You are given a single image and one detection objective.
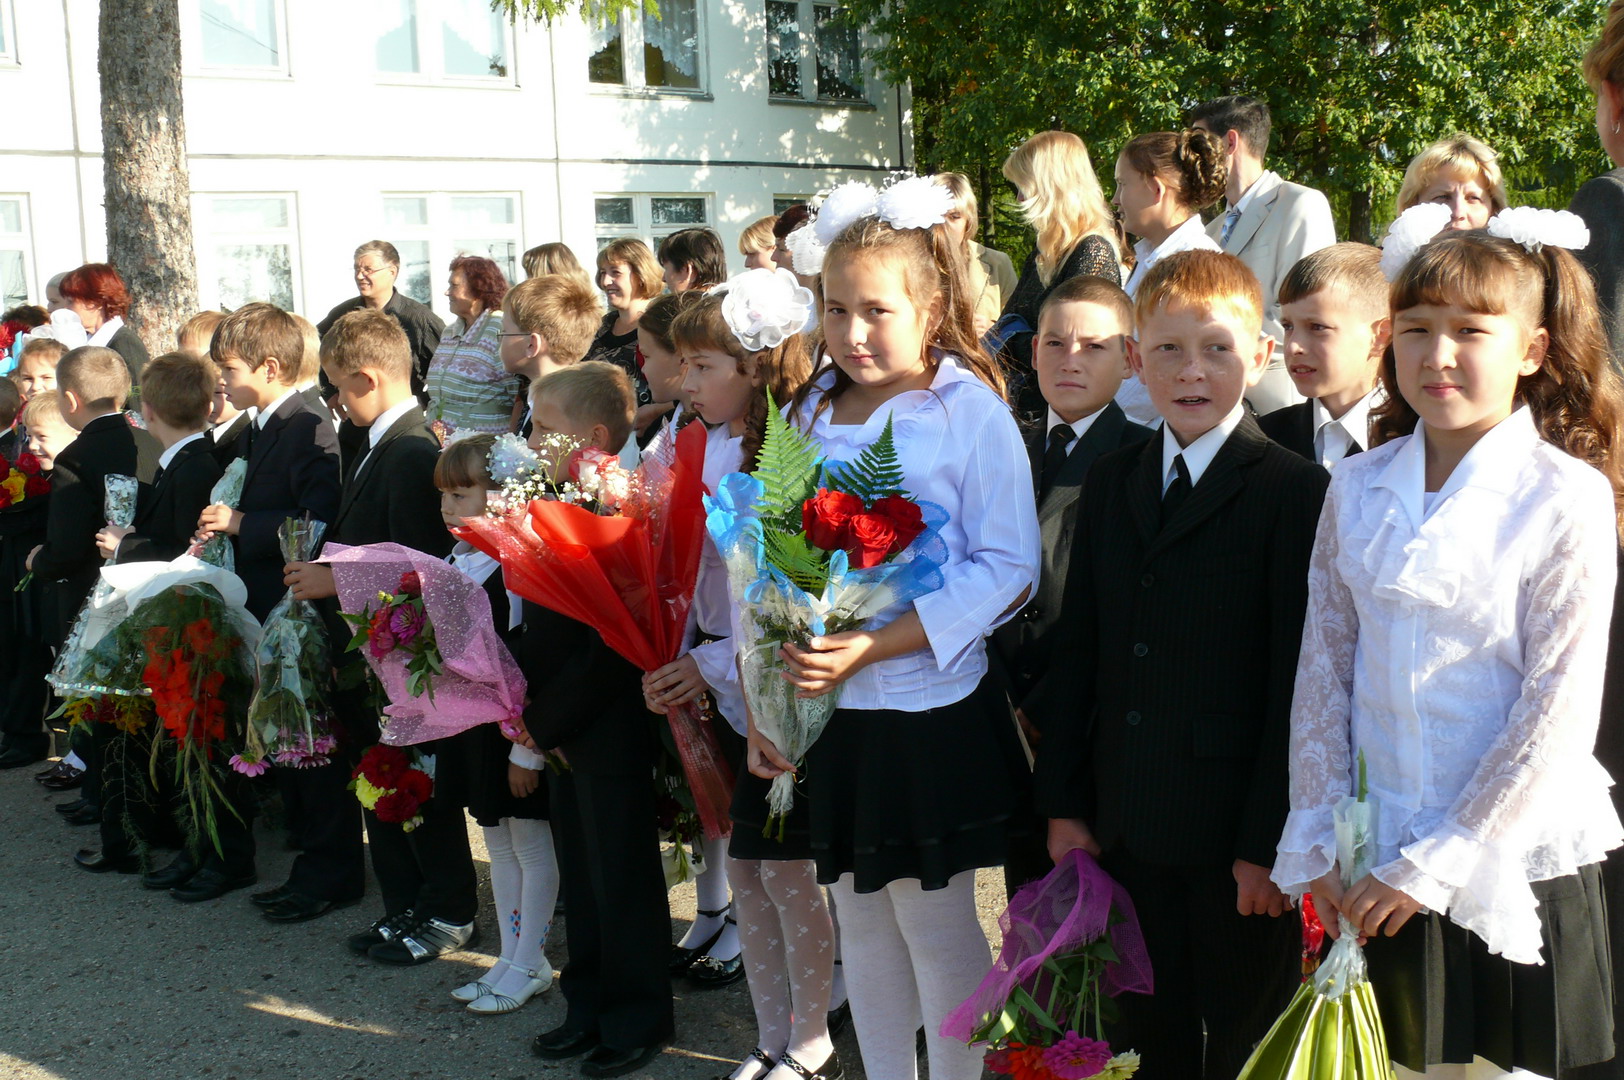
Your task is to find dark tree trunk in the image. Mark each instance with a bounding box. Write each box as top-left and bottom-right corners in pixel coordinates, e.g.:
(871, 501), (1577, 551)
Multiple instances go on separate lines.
(99, 0), (197, 359)
(1349, 188), (1373, 245)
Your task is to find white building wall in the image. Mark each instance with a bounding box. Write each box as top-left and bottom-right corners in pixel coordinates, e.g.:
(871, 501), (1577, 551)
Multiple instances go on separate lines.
(0, 0), (910, 323)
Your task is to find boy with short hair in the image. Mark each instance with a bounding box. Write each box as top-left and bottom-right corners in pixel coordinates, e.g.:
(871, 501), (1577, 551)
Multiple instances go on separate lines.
(198, 302), (340, 621)
(290, 313), (328, 414)
(993, 276), (1152, 893)
(175, 310), (226, 355)
(276, 309), (459, 940)
(1260, 242), (1391, 469)
(500, 274), (603, 434)
(1031, 250), (1328, 1080)
(522, 362), (672, 1076)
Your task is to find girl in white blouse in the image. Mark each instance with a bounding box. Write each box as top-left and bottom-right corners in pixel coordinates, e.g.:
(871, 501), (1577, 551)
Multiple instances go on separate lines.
(754, 213), (1040, 1080)
(1275, 226), (1624, 1079)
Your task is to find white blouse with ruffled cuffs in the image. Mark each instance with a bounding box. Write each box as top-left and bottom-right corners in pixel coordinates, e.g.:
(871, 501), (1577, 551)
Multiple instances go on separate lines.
(1273, 407), (1623, 965)
(793, 354), (1040, 713)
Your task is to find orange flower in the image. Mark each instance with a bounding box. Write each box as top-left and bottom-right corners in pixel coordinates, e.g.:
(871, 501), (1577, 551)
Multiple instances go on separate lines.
(184, 619), (217, 657)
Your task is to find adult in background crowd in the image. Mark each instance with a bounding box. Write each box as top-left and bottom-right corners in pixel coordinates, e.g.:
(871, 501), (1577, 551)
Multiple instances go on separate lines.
(738, 214), (779, 270)
(1000, 130), (1123, 419)
(585, 238), (667, 434)
(771, 205), (815, 288)
(1395, 133), (1507, 231)
(657, 228), (728, 293)
(935, 171), (1018, 337)
(58, 263), (149, 384)
(1573, 0), (1624, 368)
(522, 242), (594, 291)
(424, 255), (522, 437)
(1190, 95), (1337, 414)
(317, 240), (445, 403)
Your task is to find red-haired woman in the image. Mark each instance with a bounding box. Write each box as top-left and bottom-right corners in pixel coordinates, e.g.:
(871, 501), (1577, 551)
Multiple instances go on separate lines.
(58, 263), (149, 381)
(424, 255), (523, 436)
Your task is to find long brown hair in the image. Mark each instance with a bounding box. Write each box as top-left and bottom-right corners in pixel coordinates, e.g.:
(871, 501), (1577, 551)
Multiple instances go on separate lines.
(792, 214), (1005, 425)
(1372, 229), (1624, 524)
(671, 294), (812, 472)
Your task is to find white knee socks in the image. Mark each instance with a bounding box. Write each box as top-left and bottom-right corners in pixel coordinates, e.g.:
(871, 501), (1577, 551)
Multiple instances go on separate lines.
(681, 835), (740, 960)
(482, 817), (559, 996)
(827, 870), (990, 1080)
(727, 855), (835, 1078)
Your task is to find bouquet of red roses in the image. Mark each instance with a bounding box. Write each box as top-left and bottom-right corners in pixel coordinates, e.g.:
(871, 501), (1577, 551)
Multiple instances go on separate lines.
(0, 448), (49, 510)
(349, 743), (433, 831)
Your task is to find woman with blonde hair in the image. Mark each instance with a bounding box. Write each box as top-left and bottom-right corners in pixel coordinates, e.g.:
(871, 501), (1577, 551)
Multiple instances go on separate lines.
(1395, 134), (1508, 232)
(585, 237), (668, 430)
(521, 242), (593, 289)
(934, 172), (1018, 337)
(999, 131), (1122, 417)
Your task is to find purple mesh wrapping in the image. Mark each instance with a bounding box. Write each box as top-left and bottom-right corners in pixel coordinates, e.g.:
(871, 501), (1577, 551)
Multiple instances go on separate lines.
(940, 848), (1154, 1043)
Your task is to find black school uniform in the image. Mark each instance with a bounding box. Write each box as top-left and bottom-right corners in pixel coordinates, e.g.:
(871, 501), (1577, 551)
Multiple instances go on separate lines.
(0, 487), (51, 758)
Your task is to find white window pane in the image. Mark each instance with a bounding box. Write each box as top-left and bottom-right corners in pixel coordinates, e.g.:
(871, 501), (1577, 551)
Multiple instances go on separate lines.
(443, 0), (508, 77)
(588, 17), (624, 84)
(214, 244), (293, 310)
(396, 240), (432, 305)
(642, 0), (698, 89)
(595, 198), (634, 225)
(209, 196), (287, 230)
(650, 198), (706, 227)
(455, 240), (517, 286)
(377, 0), (419, 73)
(814, 5), (863, 100)
(773, 196), (809, 215)
(201, 0), (279, 68)
(766, 1), (801, 97)
(450, 196), (514, 229)
(0, 201), (20, 234)
(0, 252), (25, 310)
(383, 197), (428, 227)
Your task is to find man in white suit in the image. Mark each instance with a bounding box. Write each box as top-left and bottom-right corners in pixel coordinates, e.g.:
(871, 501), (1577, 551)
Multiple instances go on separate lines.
(1191, 96), (1337, 414)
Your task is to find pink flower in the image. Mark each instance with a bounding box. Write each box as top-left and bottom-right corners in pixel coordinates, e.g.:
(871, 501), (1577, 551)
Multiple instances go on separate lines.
(1041, 1033), (1114, 1079)
(388, 602), (426, 645)
(229, 753), (268, 777)
(369, 628), (398, 658)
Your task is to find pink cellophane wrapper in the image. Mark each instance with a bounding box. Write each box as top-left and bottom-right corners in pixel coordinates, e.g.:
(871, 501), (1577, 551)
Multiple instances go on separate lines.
(941, 848), (1154, 1042)
(317, 542), (526, 746)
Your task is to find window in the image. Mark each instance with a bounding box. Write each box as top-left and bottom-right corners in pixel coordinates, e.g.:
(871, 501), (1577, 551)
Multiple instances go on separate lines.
(192, 194), (300, 312)
(197, 0), (284, 71)
(382, 193), (523, 316)
(594, 193), (711, 251)
(378, 0), (512, 81)
(0, 0), (15, 66)
(773, 196), (811, 215)
(768, 0), (865, 103)
(0, 196), (33, 310)
(588, 0), (702, 92)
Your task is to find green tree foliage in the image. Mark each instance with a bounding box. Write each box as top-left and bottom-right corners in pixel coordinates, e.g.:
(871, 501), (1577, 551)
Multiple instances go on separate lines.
(839, 0), (1609, 245)
(494, 0), (651, 23)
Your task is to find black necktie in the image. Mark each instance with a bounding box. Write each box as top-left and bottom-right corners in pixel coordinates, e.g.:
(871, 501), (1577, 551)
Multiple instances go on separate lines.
(1039, 424), (1074, 498)
(1161, 454), (1192, 527)
(151, 465), (165, 487)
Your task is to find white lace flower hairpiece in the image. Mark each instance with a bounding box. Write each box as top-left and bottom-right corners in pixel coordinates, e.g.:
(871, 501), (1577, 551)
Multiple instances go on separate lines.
(875, 175), (955, 231)
(813, 181), (880, 248)
(1487, 206), (1590, 253)
(784, 223), (827, 277)
(1379, 203), (1453, 282)
(712, 267), (815, 352)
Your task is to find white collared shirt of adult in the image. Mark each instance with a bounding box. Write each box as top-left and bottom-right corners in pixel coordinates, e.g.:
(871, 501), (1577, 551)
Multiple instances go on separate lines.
(1124, 215), (1222, 299)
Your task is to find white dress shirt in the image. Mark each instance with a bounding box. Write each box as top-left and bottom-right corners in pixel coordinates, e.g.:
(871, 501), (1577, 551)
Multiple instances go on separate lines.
(1160, 403), (1244, 492)
(351, 397), (419, 478)
(256, 387), (299, 428)
(1046, 406), (1103, 457)
(1310, 387), (1382, 470)
(1274, 408), (1622, 964)
(86, 315), (124, 349)
(158, 431), (206, 471)
(794, 355), (1040, 712)
(689, 423), (748, 734)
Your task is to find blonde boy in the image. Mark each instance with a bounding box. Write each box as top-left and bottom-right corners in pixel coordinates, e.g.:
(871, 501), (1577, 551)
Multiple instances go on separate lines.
(499, 274), (603, 385)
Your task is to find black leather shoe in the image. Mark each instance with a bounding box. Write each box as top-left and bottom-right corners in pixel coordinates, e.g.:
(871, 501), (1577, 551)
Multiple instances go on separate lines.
(262, 891), (359, 924)
(40, 764), (85, 790)
(73, 848), (140, 874)
(345, 909), (414, 952)
(35, 761), (67, 781)
(54, 798), (88, 816)
(0, 745), (46, 769)
(532, 1026), (600, 1060)
(170, 866), (257, 903)
(141, 852), (198, 890)
(249, 883), (294, 908)
(670, 905), (729, 975)
(687, 950), (745, 989)
(63, 803), (101, 826)
(581, 1042), (664, 1077)
(828, 1000), (852, 1038)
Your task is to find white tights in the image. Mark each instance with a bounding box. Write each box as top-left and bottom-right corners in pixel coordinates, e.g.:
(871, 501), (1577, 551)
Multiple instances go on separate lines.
(727, 855), (835, 1078)
(826, 870), (990, 1080)
(482, 817), (558, 993)
(680, 836), (741, 961)
(1395, 1062), (1547, 1079)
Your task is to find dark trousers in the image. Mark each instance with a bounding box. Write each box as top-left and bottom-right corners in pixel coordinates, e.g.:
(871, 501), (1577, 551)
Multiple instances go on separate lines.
(364, 792), (477, 924)
(0, 639), (51, 755)
(551, 768), (673, 1049)
(99, 725), (257, 872)
(1100, 851), (1299, 1080)
(279, 759), (365, 901)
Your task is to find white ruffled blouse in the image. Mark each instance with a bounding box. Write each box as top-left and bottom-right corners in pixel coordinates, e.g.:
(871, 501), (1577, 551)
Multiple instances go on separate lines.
(1273, 407), (1622, 964)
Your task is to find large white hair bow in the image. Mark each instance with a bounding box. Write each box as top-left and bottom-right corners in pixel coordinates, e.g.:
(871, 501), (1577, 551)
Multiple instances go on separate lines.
(713, 267), (815, 352)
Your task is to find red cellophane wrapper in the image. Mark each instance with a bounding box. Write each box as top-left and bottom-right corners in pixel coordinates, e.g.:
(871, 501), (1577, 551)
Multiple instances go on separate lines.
(456, 422), (735, 838)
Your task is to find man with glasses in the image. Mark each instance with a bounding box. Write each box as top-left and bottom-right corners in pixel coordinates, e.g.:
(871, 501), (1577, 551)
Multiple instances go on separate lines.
(317, 240), (445, 406)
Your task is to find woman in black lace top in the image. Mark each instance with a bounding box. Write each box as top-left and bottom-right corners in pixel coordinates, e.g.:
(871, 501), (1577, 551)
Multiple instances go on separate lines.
(999, 131), (1124, 418)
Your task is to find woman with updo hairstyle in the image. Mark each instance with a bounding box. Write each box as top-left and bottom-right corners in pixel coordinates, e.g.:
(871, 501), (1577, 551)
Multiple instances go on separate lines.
(1395, 133), (1508, 232)
(58, 262), (149, 382)
(423, 254), (522, 436)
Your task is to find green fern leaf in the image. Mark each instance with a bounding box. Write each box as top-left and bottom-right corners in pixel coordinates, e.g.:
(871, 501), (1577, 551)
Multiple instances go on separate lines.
(824, 412), (905, 502)
(753, 388), (823, 533)
(762, 527), (832, 593)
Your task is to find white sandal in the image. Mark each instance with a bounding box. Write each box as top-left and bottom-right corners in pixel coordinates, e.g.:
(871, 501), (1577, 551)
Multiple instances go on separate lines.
(465, 962), (554, 1014)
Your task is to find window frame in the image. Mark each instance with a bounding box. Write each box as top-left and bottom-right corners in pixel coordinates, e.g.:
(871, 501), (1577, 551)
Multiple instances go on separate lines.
(375, 0), (518, 88)
(188, 0), (291, 79)
(380, 191), (526, 318)
(593, 192), (714, 253)
(586, 0), (709, 99)
(0, 193), (36, 311)
(767, 0), (870, 107)
(0, 0), (17, 68)
(190, 191), (304, 314)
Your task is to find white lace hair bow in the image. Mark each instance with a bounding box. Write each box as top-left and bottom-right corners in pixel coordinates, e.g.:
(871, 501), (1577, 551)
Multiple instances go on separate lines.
(712, 267), (815, 352)
(785, 223), (827, 277)
(790, 175), (958, 276)
(1379, 203), (1452, 282)
(1487, 206), (1591, 253)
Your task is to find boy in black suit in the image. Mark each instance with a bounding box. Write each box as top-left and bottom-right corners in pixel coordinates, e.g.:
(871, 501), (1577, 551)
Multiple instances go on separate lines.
(1031, 251), (1328, 1080)
(994, 276), (1152, 894)
(277, 310), (459, 944)
(1258, 242), (1390, 470)
(196, 302), (341, 622)
(521, 365), (672, 1078)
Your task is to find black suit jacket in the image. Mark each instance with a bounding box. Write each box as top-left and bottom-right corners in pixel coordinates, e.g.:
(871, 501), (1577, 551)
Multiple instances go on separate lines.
(1258, 402), (1366, 467)
(234, 393), (342, 620)
(992, 402), (1152, 709)
(1570, 167), (1624, 368)
(116, 437), (223, 564)
(209, 412), (252, 469)
(516, 599), (652, 776)
(30, 414), (161, 636)
(1029, 415), (1328, 868)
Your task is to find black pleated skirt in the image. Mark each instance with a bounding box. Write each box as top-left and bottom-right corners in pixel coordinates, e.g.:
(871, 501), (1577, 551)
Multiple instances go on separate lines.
(728, 764), (815, 861)
(1364, 863), (1614, 1076)
(461, 723), (549, 828)
(798, 675), (1028, 893)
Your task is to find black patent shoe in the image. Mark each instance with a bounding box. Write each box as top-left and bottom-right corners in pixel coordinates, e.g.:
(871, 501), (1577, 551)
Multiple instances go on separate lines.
(64, 803), (102, 826)
(779, 1050), (845, 1080)
(170, 866), (257, 902)
(687, 949), (745, 989)
(249, 883), (294, 908)
(532, 1025), (600, 1060)
(73, 848), (140, 874)
(670, 904), (729, 975)
(716, 1047), (776, 1080)
(54, 798), (88, 816)
(38, 762), (84, 790)
(142, 852), (198, 890)
(346, 909), (415, 953)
